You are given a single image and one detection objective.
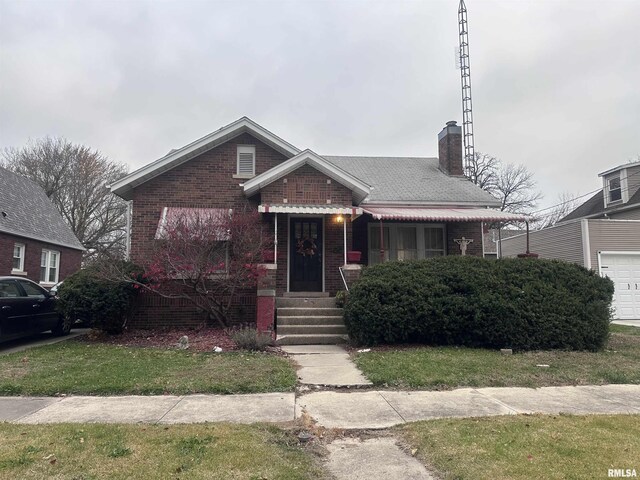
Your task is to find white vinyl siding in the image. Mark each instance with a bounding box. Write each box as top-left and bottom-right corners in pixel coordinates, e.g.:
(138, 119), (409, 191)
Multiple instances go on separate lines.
(40, 249), (60, 284)
(368, 223), (445, 265)
(12, 243), (25, 272)
(236, 145), (255, 177)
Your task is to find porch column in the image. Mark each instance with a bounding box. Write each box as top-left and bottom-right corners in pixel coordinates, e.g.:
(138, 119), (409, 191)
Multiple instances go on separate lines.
(379, 218), (385, 263)
(343, 214), (347, 265)
(274, 213), (278, 266)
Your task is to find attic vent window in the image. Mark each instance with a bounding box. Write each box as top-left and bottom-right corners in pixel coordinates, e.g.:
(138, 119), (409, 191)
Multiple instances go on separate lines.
(237, 145), (255, 177)
(608, 176), (622, 202)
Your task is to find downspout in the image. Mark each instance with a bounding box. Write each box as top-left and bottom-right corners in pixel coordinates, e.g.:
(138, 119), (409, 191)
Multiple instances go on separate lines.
(525, 221), (530, 254)
(125, 200), (132, 260)
(343, 215), (347, 266)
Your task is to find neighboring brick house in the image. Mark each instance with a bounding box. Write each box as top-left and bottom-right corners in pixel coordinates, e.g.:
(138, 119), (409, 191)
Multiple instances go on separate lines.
(501, 160), (640, 320)
(111, 117), (524, 331)
(0, 167), (84, 286)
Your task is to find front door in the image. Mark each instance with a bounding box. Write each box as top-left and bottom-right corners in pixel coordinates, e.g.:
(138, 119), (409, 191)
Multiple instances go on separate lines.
(290, 218), (323, 292)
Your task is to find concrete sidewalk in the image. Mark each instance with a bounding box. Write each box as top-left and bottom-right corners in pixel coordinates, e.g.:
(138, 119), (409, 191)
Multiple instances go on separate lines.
(1, 384), (639, 427)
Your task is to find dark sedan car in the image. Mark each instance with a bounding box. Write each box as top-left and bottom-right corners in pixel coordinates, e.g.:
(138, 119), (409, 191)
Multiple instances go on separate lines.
(0, 276), (71, 342)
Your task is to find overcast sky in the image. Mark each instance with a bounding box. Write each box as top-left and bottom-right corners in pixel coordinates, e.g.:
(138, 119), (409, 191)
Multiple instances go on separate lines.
(1, 0), (638, 212)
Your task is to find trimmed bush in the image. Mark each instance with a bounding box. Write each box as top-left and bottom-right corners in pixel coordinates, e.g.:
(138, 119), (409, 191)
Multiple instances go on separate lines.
(344, 257), (614, 351)
(57, 261), (143, 334)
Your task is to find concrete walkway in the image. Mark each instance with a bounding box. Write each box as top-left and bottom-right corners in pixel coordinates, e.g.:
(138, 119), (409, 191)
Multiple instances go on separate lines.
(1, 384), (638, 427)
(0, 329), (90, 356)
(282, 345), (372, 387)
(612, 319), (640, 328)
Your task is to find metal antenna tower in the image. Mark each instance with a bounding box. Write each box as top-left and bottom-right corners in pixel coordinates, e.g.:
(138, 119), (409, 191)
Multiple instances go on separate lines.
(458, 0), (474, 175)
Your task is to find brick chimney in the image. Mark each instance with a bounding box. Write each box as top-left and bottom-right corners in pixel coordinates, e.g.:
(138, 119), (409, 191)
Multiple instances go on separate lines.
(438, 120), (464, 176)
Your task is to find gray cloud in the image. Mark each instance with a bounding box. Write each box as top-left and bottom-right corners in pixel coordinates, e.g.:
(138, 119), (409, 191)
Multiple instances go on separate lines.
(1, 0), (638, 210)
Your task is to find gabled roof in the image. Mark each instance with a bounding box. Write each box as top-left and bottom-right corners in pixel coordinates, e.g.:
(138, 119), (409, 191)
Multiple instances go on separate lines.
(559, 188), (640, 223)
(598, 159), (640, 177)
(243, 150), (372, 204)
(0, 167), (85, 251)
(323, 156), (501, 206)
(111, 117), (301, 200)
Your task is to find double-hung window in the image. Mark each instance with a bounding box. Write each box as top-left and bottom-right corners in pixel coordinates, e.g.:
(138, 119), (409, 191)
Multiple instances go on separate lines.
(368, 224), (446, 265)
(40, 249), (60, 284)
(608, 176), (622, 203)
(236, 145), (256, 177)
(12, 243), (25, 272)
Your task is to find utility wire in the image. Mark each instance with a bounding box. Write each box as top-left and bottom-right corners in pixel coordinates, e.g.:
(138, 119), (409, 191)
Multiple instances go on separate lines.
(529, 166), (640, 217)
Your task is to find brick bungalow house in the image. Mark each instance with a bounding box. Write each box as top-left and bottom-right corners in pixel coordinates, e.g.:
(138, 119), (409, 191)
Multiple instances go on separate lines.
(0, 166), (84, 285)
(111, 117), (524, 342)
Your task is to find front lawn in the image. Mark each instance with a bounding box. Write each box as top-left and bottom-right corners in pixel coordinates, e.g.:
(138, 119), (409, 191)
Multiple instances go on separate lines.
(0, 423), (325, 479)
(400, 414), (640, 480)
(0, 341), (297, 395)
(354, 324), (640, 389)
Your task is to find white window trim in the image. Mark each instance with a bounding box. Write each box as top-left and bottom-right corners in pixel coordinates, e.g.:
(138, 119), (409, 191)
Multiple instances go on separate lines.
(40, 249), (60, 286)
(11, 243), (25, 273)
(235, 145), (256, 178)
(605, 175), (623, 206)
(367, 223), (447, 265)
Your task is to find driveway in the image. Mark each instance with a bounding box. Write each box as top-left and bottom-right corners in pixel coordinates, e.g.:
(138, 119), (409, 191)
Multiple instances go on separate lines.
(0, 329), (89, 355)
(612, 320), (640, 328)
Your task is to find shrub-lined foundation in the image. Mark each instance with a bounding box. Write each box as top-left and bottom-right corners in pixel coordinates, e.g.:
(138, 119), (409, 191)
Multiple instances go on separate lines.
(344, 257), (614, 350)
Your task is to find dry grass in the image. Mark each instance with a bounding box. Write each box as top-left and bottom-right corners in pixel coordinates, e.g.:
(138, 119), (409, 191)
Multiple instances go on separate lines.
(0, 423), (326, 480)
(353, 325), (640, 389)
(400, 414), (640, 480)
(0, 341), (296, 395)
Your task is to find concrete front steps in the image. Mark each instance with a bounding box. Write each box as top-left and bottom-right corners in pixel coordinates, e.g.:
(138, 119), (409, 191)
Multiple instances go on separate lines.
(276, 294), (348, 345)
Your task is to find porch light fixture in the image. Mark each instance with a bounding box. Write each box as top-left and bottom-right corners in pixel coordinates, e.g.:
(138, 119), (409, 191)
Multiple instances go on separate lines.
(336, 215), (344, 223)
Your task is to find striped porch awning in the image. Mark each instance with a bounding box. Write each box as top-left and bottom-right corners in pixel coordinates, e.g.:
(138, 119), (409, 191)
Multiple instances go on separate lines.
(258, 204), (362, 215)
(362, 206), (528, 222)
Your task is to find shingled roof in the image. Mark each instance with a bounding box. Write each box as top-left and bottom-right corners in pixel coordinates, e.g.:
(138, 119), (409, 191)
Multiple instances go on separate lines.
(323, 156), (500, 206)
(559, 187), (640, 223)
(0, 167), (84, 251)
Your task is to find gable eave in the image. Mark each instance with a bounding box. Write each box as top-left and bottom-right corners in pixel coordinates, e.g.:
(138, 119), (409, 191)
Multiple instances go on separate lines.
(110, 117), (301, 200)
(243, 149), (371, 203)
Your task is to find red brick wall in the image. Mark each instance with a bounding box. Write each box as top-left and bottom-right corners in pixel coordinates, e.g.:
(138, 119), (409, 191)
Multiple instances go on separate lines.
(446, 222), (483, 257)
(0, 232), (82, 286)
(128, 133), (289, 328)
(438, 123), (464, 176)
(261, 164), (353, 206)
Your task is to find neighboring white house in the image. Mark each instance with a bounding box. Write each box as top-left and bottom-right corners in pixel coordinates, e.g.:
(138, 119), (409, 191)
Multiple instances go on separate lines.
(501, 160), (640, 320)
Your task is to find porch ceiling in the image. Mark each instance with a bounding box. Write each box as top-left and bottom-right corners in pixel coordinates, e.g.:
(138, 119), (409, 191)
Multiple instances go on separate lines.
(362, 206), (528, 222)
(258, 204), (362, 215)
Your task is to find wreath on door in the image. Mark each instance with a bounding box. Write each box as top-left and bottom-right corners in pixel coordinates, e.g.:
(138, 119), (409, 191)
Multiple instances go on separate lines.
(296, 237), (317, 257)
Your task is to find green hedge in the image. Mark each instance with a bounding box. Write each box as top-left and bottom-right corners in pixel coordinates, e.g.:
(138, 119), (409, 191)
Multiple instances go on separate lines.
(344, 257), (614, 351)
(57, 261), (143, 334)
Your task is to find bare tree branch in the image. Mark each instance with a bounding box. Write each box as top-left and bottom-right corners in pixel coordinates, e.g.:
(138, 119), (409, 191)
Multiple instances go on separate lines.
(1, 137), (129, 260)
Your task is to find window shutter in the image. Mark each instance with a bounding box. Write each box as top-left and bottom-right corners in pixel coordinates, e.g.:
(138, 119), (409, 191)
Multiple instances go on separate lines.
(237, 146), (255, 176)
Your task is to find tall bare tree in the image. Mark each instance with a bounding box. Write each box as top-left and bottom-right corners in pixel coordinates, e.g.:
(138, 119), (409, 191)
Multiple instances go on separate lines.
(530, 192), (580, 230)
(2, 137), (129, 260)
(466, 151), (541, 216)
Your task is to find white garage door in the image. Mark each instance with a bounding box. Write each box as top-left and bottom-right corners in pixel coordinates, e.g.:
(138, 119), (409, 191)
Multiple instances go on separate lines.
(599, 252), (640, 320)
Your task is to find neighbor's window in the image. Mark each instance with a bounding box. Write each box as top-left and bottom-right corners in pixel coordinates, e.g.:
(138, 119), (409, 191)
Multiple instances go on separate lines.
(368, 223), (446, 265)
(40, 249), (60, 284)
(608, 176), (622, 202)
(12, 243), (25, 272)
(236, 145), (256, 177)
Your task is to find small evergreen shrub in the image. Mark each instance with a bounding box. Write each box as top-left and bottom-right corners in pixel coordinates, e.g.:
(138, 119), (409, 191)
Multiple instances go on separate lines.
(230, 328), (274, 351)
(344, 256), (614, 351)
(335, 290), (349, 308)
(56, 261), (143, 334)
